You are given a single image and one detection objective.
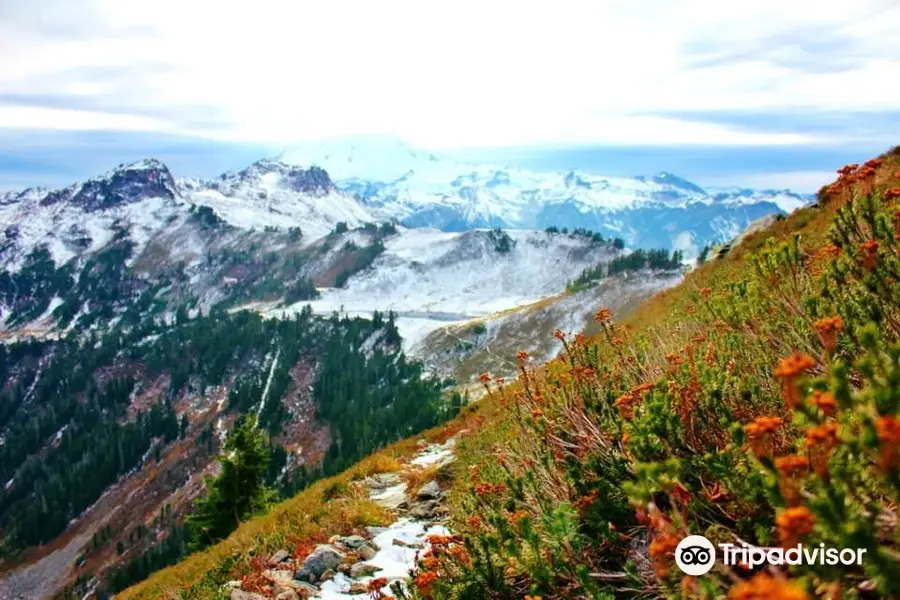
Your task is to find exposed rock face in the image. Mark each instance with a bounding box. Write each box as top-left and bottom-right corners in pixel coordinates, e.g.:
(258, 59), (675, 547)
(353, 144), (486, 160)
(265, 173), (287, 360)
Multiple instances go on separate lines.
(337, 535), (367, 549)
(417, 480), (441, 500)
(295, 545), (344, 582)
(356, 543), (377, 560)
(349, 561), (381, 578)
(267, 548), (291, 566)
(41, 159), (177, 211)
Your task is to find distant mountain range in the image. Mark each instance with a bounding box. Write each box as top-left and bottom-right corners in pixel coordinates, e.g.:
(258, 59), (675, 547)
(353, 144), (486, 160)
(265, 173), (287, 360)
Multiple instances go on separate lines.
(280, 137), (812, 254)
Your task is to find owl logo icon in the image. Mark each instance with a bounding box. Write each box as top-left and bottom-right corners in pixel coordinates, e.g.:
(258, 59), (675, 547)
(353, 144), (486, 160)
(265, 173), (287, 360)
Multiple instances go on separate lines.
(675, 535), (716, 576)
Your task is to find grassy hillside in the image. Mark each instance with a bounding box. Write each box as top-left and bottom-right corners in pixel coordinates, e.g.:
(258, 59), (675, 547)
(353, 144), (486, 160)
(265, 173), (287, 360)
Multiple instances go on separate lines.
(431, 148), (900, 599)
(122, 148), (900, 599)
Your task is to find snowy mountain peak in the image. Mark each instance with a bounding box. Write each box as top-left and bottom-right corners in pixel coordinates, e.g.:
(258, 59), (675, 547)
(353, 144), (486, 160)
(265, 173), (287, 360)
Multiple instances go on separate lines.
(40, 158), (177, 211)
(220, 159), (336, 197)
(649, 172), (707, 195)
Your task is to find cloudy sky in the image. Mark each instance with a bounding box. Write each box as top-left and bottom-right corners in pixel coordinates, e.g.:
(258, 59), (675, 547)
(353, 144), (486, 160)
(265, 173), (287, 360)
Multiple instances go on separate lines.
(1, 0), (898, 191)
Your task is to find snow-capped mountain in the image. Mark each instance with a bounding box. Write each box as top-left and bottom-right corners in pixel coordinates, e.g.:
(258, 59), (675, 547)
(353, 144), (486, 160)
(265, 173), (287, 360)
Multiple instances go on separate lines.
(0, 158), (374, 273)
(281, 137), (813, 254)
(178, 158), (374, 239)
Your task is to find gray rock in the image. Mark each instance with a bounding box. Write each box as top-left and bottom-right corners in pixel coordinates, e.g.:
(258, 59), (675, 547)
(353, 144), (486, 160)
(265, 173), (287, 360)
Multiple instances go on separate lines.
(350, 562), (382, 578)
(356, 543), (377, 561)
(232, 590), (265, 600)
(295, 545), (344, 582)
(338, 535), (367, 549)
(268, 548), (291, 566)
(320, 569), (335, 582)
(274, 588), (300, 600)
(417, 480), (442, 500)
(365, 526), (388, 537)
(408, 500), (440, 520)
(349, 582), (369, 594)
(291, 580), (321, 597)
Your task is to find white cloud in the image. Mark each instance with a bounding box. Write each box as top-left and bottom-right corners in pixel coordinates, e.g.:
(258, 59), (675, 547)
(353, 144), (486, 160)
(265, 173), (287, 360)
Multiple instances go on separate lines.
(1, 0), (898, 148)
(700, 171), (837, 193)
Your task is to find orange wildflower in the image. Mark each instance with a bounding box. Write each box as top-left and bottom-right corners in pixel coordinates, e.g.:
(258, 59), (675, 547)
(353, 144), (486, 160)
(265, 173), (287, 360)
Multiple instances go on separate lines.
(775, 455), (809, 477)
(875, 415), (900, 471)
(699, 287), (713, 299)
(864, 157), (883, 169)
(806, 423), (839, 476)
(448, 544), (471, 565)
(516, 350), (529, 362)
(427, 534), (455, 548)
(466, 515), (482, 530)
(414, 570), (438, 595)
(776, 455), (809, 506)
(473, 482), (506, 498)
(594, 308), (612, 323)
(858, 240), (879, 270)
(479, 372), (491, 384)
(774, 353), (816, 409)
(884, 187), (900, 202)
(648, 532), (680, 577)
(615, 392), (637, 419)
(508, 509), (530, 527)
(817, 243), (842, 260)
(812, 316), (843, 353)
(729, 573), (809, 600)
(776, 506), (816, 548)
(807, 390), (837, 415)
(553, 329), (565, 341)
(744, 416), (783, 458)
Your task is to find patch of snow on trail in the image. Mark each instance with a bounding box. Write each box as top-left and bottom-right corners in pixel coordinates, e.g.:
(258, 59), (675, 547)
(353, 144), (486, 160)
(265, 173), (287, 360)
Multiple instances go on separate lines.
(319, 520), (451, 598)
(319, 438), (458, 598)
(410, 438), (456, 468)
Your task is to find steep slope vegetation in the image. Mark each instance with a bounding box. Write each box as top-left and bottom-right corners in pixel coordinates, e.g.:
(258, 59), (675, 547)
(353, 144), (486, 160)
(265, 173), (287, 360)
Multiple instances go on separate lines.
(426, 148), (900, 599)
(0, 307), (457, 599)
(118, 148), (899, 600)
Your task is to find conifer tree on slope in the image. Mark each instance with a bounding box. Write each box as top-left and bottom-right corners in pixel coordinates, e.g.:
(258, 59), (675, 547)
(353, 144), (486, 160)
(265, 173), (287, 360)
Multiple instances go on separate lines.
(187, 415), (273, 550)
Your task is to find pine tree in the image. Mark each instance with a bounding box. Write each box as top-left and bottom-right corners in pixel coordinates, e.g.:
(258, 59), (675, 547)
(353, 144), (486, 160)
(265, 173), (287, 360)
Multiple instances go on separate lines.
(186, 415), (273, 550)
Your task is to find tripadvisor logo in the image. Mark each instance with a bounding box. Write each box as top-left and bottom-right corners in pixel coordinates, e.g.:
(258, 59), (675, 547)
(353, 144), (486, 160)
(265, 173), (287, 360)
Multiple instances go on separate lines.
(675, 535), (716, 575)
(674, 535), (867, 576)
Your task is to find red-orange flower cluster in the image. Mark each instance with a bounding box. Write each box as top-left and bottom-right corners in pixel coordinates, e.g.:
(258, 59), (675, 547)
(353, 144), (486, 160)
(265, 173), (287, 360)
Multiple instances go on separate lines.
(614, 382), (654, 419)
(473, 482), (506, 498)
(775, 455), (809, 505)
(774, 353), (816, 408)
(812, 316), (843, 353)
(884, 187), (900, 202)
(858, 240), (879, 270)
(807, 389), (837, 414)
(648, 532), (680, 577)
(775, 455), (809, 477)
(729, 573), (809, 600)
(415, 570), (439, 595)
(593, 308), (612, 323)
(875, 415), (900, 471)
(806, 422), (839, 476)
(744, 416), (783, 458)
(776, 506), (816, 548)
